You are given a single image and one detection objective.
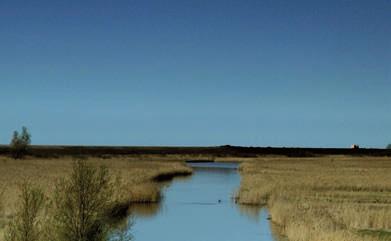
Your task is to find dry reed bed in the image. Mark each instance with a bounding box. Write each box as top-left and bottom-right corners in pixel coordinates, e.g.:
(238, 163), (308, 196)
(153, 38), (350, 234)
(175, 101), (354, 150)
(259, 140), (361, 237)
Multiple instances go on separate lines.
(237, 156), (391, 241)
(0, 156), (192, 238)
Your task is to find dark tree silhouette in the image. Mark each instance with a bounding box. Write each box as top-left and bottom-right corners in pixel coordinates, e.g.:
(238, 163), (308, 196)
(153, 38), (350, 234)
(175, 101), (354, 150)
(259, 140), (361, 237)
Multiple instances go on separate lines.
(10, 126), (31, 159)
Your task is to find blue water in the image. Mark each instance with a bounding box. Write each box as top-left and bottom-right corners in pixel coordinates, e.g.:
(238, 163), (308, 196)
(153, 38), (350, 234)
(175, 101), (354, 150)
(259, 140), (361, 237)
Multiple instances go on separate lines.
(111, 162), (279, 241)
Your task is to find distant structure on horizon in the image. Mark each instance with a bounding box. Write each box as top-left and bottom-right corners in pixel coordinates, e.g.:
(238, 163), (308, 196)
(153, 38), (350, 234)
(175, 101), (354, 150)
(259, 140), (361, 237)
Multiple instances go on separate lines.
(351, 144), (360, 149)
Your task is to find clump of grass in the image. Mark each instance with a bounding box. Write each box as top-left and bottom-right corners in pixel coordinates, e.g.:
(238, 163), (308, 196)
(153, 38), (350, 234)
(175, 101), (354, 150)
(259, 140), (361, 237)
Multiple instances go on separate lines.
(125, 184), (161, 203)
(152, 169), (192, 182)
(0, 187), (5, 238)
(358, 229), (391, 241)
(0, 186), (5, 218)
(237, 156), (391, 241)
(4, 182), (45, 241)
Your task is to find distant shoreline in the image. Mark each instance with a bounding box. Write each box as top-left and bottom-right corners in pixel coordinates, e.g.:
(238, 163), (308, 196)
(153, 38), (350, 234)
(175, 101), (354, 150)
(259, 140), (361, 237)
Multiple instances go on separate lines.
(0, 145), (390, 157)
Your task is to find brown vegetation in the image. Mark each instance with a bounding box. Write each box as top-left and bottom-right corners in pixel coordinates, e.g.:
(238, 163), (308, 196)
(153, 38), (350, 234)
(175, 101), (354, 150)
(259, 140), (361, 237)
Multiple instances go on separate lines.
(237, 156), (391, 241)
(0, 156), (192, 240)
(4, 182), (45, 241)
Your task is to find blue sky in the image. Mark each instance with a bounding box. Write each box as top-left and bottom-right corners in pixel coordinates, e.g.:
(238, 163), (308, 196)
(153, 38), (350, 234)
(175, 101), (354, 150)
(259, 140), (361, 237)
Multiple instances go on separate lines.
(1, 0), (390, 147)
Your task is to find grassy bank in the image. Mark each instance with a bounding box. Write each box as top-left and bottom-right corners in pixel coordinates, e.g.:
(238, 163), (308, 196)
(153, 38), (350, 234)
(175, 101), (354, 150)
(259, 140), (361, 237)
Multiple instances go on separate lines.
(0, 156), (192, 240)
(237, 156), (391, 241)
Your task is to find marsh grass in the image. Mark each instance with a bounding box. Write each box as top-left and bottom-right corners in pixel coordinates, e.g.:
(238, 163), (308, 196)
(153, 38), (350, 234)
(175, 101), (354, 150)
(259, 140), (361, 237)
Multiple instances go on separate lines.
(0, 186), (5, 225)
(0, 156), (192, 241)
(4, 182), (45, 241)
(237, 156), (391, 241)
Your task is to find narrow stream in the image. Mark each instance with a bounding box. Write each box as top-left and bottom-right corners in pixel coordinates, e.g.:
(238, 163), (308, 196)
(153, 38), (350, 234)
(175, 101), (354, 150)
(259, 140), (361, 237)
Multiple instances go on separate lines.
(111, 162), (280, 241)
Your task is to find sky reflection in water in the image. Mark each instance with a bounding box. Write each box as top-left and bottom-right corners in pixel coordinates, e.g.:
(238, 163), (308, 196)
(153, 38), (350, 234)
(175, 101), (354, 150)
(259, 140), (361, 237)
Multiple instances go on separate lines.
(112, 162), (280, 241)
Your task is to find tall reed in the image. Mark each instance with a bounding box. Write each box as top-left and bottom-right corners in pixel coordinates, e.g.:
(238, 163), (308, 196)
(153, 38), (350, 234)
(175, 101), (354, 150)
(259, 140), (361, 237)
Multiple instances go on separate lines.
(237, 157), (391, 241)
(4, 182), (45, 241)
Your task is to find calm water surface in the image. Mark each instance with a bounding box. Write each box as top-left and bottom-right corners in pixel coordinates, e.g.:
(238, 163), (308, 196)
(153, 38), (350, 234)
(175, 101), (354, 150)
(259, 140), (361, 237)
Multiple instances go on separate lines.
(112, 162), (280, 241)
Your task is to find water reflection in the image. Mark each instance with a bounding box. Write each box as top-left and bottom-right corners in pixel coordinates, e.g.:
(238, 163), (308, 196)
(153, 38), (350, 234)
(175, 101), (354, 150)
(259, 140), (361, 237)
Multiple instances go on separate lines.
(236, 204), (263, 221)
(129, 203), (162, 219)
(111, 162), (280, 241)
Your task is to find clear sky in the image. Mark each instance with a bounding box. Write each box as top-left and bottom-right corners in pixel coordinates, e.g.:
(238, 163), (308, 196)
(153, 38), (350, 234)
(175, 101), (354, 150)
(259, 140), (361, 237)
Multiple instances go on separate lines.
(0, 0), (390, 147)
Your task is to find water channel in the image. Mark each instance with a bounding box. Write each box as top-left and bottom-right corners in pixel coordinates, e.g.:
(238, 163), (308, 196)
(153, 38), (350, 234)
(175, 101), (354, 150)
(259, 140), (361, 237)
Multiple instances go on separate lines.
(111, 162), (280, 241)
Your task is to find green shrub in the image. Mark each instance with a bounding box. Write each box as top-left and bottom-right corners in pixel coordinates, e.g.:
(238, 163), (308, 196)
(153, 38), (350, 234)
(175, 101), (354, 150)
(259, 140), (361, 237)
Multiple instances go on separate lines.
(4, 182), (45, 241)
(53, 160), (115, 241)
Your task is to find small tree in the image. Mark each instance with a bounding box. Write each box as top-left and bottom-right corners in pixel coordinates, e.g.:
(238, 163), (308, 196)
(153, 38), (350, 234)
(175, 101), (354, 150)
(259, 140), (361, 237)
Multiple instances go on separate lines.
(387, 144), (391, 149)
(53, 160), (116, 241)
(5, 182), (45, 241)
(10, 127), (31, 159)
(20, 127), (31, 146)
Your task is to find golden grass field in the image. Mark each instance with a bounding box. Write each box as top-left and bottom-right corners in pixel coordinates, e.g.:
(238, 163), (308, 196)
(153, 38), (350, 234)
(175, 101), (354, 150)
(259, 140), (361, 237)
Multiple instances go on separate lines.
(0, 155), (192, 240)
(237, 156), (391, 241)
(2, 154), (390, 241)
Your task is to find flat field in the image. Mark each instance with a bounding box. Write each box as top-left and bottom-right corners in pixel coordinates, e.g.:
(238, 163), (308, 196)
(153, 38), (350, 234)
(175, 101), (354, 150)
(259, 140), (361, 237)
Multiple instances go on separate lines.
(0, 155), (192, 240)
(237, 156), (391, 241)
